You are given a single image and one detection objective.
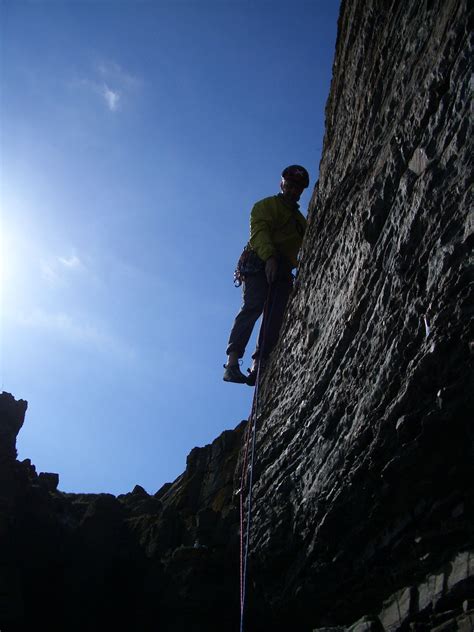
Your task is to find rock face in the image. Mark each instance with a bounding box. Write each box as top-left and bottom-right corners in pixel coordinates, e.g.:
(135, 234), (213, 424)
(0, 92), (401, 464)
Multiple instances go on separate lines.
(1, 1), (473, 631)
(247, 0), (473, 628)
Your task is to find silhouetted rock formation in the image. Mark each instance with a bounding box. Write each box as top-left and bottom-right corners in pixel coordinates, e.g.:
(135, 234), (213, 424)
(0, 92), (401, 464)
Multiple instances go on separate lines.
(1, 1), (473, 631)
(0, 391), (245, 631)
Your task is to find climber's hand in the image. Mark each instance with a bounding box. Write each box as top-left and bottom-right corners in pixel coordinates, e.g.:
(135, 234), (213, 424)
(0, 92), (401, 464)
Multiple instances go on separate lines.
(265, 256), (278, 284)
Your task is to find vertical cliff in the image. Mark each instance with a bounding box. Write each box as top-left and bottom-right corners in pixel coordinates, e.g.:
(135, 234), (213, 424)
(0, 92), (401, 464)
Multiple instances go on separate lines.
(1, 1), (472, 631)
(248, 0), (473, 628)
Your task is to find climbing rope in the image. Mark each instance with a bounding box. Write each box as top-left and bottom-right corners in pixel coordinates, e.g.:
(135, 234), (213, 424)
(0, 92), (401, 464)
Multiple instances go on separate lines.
(238, 286), (273, 632)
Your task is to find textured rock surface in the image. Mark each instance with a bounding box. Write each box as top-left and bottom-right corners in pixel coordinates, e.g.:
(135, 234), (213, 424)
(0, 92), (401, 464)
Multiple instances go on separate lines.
(1, 1), (473, 631)
(247, 0), (473, 628)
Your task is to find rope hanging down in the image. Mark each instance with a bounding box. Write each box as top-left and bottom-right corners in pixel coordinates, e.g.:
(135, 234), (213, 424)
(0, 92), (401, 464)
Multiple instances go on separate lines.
(238, 287), (272, 632)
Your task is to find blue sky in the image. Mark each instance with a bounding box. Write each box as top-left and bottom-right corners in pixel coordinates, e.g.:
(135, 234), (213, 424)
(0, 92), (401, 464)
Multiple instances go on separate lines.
(1, 0), (340, 495)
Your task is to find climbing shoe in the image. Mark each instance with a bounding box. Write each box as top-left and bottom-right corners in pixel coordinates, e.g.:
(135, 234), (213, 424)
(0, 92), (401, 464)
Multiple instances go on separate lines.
(223, 364), (248, 384)
(246, 369), (257, 387)
(246, 359), (265, 386)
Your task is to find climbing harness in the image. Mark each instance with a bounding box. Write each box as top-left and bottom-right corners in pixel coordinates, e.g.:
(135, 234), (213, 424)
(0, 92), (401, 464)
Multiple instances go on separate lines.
(238, 286), (272, 632)
(234, 245), (265, 287)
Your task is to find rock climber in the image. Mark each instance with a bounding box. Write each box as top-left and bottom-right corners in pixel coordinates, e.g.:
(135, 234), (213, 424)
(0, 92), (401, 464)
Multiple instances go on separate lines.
(223, 164), (309, 386)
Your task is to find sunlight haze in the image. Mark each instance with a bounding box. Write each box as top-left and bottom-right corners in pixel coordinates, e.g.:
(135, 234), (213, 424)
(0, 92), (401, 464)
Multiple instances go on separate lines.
(1, 0), (340, 495)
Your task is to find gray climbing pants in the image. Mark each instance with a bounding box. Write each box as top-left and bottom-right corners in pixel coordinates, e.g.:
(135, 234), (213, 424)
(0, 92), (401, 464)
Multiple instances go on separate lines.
(226, 264), (293, 361)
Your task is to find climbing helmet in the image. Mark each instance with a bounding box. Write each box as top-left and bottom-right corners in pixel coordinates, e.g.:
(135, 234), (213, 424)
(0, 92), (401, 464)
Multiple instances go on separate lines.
(281, 165), (310, 188)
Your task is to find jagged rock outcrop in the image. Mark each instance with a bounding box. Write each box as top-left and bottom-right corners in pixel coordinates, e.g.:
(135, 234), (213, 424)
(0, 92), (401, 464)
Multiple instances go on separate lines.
(1, 1), (472, 631)
(0, 390), (245, 630)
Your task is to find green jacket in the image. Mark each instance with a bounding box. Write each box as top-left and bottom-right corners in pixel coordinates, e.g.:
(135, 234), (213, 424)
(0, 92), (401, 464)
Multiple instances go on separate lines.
(248, 194), (307, 268)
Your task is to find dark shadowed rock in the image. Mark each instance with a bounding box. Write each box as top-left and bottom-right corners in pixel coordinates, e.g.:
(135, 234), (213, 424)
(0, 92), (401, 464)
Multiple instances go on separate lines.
(38, 471), (59, 492)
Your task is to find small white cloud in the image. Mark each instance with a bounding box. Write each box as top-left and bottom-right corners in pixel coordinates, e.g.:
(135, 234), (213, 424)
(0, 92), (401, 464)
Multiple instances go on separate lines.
(74, 59), (141, 113)
(41, 252), (85, 285)
(97, 61), (141, 90)
(17, 309), (137, 364)
(58, 254), (83, 269)
(103, 84), (120, 111)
